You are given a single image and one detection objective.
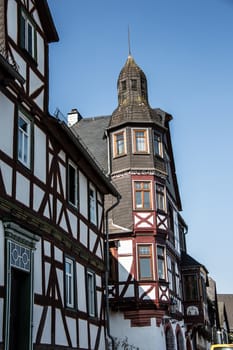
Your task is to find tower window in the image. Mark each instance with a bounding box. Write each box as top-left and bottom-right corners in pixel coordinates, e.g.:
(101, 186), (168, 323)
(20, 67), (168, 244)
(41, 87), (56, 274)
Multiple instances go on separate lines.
(156, 184), (166, 211)
(131, 79), (137, 90)
(134, 181), (152, 209)
(121, 80), (126, 91)
(154, 132), (163, 157)
(132, 129), (149, 153)
(113, 130), (126, 157)
(137, 244), (153, 280)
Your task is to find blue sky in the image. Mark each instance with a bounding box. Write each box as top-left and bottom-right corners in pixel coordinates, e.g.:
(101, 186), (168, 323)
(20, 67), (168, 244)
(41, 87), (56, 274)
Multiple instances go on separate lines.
(47, 0), (233, 293)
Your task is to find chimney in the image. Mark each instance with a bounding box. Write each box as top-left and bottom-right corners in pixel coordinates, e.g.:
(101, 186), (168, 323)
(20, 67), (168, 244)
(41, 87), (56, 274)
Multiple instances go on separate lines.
(67, 108), (82, 127)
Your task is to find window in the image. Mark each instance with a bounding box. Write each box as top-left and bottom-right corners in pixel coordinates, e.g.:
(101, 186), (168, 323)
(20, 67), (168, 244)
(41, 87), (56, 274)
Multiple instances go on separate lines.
(89, 183), (97, 225)
(18, 111), (31, 167)
(168, 203), (175, 244)
(157, 245), (165, 280)
(183, 274), (199, 301)
(68, 161), (78, 207)
(131, 79), (137, 90)
(154, 132), (163, 157)
(156, 184), (166, 211)
(134, 181), (152, 209)
(87, 271), (96, 317)
(65, 257), (75, 308)
(133, 129), (148, 153)
(20, 8), (37, 59)
(138, 244), (153, 280)
(113, 130), (126, 157)
(121, 80), (126, 91)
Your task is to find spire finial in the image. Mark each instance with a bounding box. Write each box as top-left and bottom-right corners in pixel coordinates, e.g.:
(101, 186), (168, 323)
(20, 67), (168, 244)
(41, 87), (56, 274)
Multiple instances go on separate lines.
(128, 25), (131, 56)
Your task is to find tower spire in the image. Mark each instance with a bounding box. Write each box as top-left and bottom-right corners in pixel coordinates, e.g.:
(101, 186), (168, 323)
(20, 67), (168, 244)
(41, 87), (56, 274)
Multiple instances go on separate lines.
(128, 25), (131, 56)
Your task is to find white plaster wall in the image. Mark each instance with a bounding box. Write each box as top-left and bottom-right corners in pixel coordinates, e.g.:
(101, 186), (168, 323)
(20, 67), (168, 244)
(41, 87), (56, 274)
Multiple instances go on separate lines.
(79, 171), (87, 218)
(11, 47), (27, 79)
(29, 69), (43, 110)
(32, 304), (43, 342)
(34, 240), (42, 294)
(0, 93), (14, 157)
(0, 160), (13, 196)
(79, 319), (88, 349)
(80, 220), (88, 247)
(58, 162), (66, 195)
(37, 32), (45, 75)
(109, 312), (166, 350)
(7, 0), (17, 42)
(34, 126), (46, 182)
(0, 221), (4, 285)
(66, 317), (77, 347)
(118, 239), (132, 255)
(67, 210), (77, 239)
(33, 184), (44, 212)
(16, 172), (30, 206)
(90, 324), (98, 350)
(41, 306), (51, 343)
(76, 263), (86, 313)
(118, 256), (133, 281)
(55, 309), (68, 346)
(89, 229), (96, 252)
(0, 298), (3, 341)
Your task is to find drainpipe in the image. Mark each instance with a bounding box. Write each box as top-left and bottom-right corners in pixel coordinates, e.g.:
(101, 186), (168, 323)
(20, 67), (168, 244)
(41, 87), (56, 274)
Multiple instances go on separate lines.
(105, 194), (121, 350)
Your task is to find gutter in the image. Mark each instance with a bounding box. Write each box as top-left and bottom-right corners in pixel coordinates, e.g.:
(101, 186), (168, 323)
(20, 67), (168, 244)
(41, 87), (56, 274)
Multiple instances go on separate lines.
(105, 194), (121, 349)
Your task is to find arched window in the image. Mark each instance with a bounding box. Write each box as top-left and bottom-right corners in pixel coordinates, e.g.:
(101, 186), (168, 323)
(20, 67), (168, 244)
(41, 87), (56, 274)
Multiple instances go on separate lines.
(165, 325), (175, 350)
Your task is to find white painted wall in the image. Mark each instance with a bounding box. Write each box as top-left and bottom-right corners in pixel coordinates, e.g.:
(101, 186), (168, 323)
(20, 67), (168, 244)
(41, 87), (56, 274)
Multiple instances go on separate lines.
(109, 311), (166, 350)
(0, 94), (14, 157)
(0, 160), (13, 196)
(79, 171), (88, 218)
(7, 0), (17, 42)
(34, 125), (46, 182)
(16, 172), (30, 206)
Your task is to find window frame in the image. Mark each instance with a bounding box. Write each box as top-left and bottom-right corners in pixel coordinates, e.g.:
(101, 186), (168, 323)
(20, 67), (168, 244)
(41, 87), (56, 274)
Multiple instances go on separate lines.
(20, 7), (37, 60)
(154, 131), (163, 157)
(157, 245), (166, 280)
(133, 180), (152, 210)
(67, 160), (79, 208)
(18, 110), (31, 168)
(89, 182), (97, 225)
(137, 244), (154, 281)
(113, 129), (126, 158)
(132, 128), (149, 154)
(86, 270), (97, 317)
(64, 256), (75, 308)
(155, 183), (166, 212)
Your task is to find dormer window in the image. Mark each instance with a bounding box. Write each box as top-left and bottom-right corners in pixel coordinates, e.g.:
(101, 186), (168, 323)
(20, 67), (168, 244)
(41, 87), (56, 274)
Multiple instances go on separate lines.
(20, 8), (37, 60)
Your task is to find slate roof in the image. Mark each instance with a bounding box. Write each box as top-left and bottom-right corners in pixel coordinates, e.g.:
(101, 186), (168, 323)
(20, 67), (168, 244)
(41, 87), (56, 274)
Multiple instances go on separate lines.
(181, 251), (208, 273)
(218, 294), (233, 331)
(71, 115), (111, 174)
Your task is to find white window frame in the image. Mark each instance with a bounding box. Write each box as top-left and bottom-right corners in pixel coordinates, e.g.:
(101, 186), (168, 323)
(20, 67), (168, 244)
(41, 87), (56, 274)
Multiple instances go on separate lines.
(89, 183), (97, 225)
(65, 257), (75, 308)
(68, 160), (78, 207)
(20, 8), (36, 59)
(87, 270), (96, 317)
(18, 111), (31, 168)
(132, 128), (149, 154)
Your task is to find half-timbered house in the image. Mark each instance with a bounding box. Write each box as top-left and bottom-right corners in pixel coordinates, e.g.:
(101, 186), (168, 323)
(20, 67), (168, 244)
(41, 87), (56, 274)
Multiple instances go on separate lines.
(72, 54), (190, 350)
(0, 1), (119, 350)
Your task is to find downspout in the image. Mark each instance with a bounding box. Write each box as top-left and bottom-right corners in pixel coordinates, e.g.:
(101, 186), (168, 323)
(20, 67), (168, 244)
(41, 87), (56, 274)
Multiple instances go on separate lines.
(105, 194), (121, 350)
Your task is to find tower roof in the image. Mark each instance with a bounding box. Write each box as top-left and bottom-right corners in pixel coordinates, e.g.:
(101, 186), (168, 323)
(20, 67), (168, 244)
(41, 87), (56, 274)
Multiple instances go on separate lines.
(109, 55), (165, 128)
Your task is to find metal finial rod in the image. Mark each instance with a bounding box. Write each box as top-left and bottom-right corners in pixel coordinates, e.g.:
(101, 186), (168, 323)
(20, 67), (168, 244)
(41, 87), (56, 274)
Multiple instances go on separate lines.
(128, 26), (131, 56)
